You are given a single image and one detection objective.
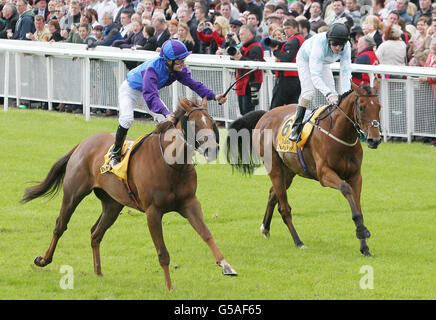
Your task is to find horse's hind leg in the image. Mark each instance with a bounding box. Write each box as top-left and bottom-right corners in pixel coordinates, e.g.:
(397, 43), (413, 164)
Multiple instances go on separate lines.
(34, 184), (91, 267)
(90, 188), (124, 276)
(261, 169), (295, 239)
(267, 153), (304, 248)
(179, 197), (237, 277)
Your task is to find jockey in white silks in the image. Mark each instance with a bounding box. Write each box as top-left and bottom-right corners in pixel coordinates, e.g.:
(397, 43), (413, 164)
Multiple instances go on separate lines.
(289, 23), (352, 142)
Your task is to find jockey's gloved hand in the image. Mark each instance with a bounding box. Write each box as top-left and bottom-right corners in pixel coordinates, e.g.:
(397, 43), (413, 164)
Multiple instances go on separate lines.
(166, 113), (176, 123)
(328, 95), (339, 105)
(216, 94), (227, 104)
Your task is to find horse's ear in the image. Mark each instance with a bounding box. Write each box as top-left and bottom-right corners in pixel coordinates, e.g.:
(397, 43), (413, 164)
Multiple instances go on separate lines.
(201, 96), (207, 109)
(351, 81), (359, 92)
(178, 97), (191, 111)
(372, 79), (380, 95)
(351, 81), (366, 95)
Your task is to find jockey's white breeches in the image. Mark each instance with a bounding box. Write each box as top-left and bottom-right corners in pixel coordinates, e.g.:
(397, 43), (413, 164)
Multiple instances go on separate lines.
(296, 53), (336, 105)
(118, 80), (167, 129)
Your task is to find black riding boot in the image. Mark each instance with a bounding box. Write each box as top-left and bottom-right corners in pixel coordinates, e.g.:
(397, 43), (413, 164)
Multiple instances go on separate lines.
(289, 106), (306, 142)
(109, 125), (128, 167)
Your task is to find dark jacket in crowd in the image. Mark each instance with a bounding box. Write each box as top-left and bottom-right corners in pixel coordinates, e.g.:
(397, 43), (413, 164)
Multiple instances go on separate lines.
(0, 8), (19, 39)
(156, 28), (170, 48)
(112, 30), (146, 48)
(13, 9), (35, 40)
(33, 8), (49, 21)
(137, 35), (158, 51)
(95, 22), (123, 46)
(49, 31), (63, 42)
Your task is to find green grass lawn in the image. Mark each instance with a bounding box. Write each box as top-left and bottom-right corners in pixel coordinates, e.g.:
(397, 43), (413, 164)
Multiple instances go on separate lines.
(1, 108), (435, 300)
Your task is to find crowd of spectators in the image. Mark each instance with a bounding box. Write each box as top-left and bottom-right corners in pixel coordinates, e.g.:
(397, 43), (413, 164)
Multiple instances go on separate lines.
(0, 0), (435, 114)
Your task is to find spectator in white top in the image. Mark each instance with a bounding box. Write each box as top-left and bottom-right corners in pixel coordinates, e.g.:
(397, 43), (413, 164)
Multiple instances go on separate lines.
(97, 0), (117, 25)
(376, 24), (407, 77)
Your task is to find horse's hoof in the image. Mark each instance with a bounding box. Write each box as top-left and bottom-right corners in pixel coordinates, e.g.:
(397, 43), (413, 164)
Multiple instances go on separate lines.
(222, 265), (238, 276)
(361, 249), (373, 257)
(260, 224), (270, 239)
(34, 256), (48, 267)
(299, 244), (307, 249)
(219, 260), (238, 276)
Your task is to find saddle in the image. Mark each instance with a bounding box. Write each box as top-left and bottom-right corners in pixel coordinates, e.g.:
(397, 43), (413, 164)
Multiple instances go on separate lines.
(100, 132), (151, 181)
(276, 105), (329, 153)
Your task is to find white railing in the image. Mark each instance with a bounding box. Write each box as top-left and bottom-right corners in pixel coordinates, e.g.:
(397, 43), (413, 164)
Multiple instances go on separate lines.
(1, 39), (435, 142)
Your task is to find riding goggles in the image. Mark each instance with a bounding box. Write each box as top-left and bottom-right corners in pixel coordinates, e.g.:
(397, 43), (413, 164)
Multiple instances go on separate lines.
(329, 40), (345, 47)
(173, 59), (186, 65)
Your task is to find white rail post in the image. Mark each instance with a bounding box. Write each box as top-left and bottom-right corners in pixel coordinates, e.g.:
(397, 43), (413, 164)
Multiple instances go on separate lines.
(406, 76), (415, 144)
(46, 55), (53, 111)
(172, 81), (178, 112)
(3, 51), (9, 111)
(84, 57), (91, 121)
(222, 67), (231, 128)
(15, 53), (21, 107)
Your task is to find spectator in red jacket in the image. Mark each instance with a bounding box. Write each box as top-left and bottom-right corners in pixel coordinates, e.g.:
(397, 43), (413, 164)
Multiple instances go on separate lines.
(352, 35), (380, 86)
(419, 37), (436, 100)
(196, 16), (229, 54)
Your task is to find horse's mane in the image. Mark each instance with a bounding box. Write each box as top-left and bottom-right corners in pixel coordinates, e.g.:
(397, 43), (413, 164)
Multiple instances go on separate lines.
(338, 85), (372, 105)
(152, 97), (200, 134)
(338, 89), (354, 105)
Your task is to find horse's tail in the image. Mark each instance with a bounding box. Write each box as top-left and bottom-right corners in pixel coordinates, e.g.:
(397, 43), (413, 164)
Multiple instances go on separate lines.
(20, 146), (78, 204)
(226, 110), (267, 176)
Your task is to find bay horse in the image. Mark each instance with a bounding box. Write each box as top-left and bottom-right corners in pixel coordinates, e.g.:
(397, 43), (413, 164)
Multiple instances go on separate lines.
(21, 97), (237, 290)
(226, 82), (382, 257)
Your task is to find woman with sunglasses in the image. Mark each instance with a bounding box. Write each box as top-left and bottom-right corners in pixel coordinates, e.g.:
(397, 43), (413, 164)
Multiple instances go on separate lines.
(288, 23), (352, 142)
(108, 39), (227, 168)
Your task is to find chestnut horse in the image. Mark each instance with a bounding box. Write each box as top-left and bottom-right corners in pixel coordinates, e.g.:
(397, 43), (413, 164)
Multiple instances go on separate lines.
(226, 82), (382, 256)
(21, 97), (237, 290)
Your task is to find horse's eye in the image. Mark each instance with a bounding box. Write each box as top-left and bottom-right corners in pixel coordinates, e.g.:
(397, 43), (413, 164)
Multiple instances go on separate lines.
(359, 105), (364, 112)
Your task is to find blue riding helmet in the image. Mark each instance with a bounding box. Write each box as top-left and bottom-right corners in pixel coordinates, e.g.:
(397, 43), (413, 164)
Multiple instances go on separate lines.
(160, 40), (192, 60)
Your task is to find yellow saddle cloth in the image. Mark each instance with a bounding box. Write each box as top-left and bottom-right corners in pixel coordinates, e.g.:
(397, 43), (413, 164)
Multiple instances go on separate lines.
(276, 105), (328, 153)
(100, 133), (149, 181)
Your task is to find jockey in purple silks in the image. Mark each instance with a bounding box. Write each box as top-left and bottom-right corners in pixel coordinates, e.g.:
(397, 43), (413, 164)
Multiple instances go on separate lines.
(109, 39), (227, 168)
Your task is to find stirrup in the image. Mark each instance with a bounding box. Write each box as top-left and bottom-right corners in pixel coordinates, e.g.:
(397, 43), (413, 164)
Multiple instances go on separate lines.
(288, 126), (302, 142)
(108, 148), (122, 168)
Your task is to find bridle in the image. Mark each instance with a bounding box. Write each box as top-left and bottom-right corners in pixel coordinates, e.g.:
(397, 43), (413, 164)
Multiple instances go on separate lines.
(179, 107), (220, 149)
(158, 107), (219, 172)
(310, 90), (381, 147)
(353, 92), (381, 134)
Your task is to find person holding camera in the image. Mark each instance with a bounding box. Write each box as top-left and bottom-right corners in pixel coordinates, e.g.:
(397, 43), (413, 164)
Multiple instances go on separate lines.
(288, 23), (352, 142)
(196, 16), (229, 54)
(269, 19), (305, 109)
(229, 25), (264, 115)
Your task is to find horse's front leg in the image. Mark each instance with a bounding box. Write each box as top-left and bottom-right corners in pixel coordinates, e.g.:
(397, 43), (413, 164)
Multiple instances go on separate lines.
(179, 197), (237, 276)
(348, 173), (372, 256)
(146, 206), (173, 290)
(318, 166), (371, 256)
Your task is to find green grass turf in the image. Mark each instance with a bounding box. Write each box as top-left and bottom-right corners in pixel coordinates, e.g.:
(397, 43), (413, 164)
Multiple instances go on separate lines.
(1, 108), (435, 299)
